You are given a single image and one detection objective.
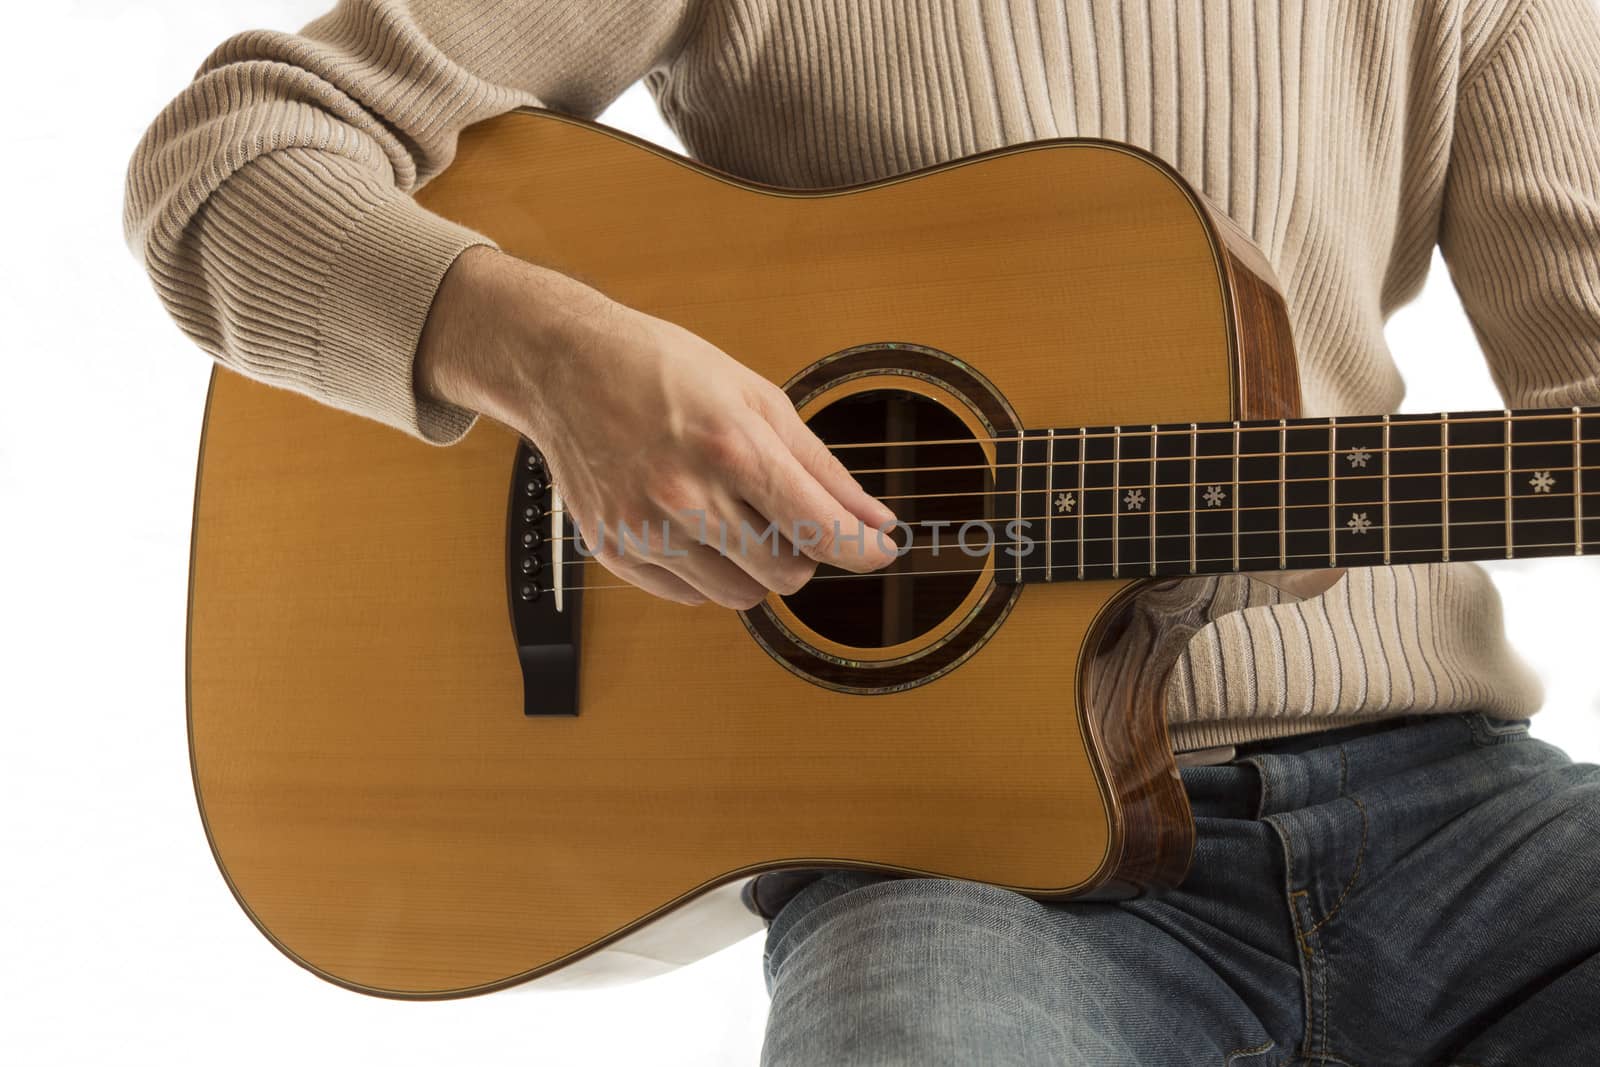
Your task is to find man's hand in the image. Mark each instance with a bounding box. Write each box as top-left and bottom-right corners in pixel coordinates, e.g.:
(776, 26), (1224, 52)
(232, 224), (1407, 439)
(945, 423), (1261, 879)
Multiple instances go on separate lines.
(416, 246), (898, 608)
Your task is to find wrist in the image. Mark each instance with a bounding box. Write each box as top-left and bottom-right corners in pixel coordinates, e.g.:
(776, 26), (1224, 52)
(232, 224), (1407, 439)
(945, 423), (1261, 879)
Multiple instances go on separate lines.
(415, 244), (503, 414)
(415, 246), (631, 436)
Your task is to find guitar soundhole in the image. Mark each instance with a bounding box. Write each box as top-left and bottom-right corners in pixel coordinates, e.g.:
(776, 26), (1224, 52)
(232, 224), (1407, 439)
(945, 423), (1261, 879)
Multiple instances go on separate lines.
(782, 389), (990, 648)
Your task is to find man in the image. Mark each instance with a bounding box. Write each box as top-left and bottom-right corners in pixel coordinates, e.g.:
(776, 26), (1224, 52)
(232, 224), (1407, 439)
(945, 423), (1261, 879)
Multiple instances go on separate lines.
(127, 2), (1600, 1062)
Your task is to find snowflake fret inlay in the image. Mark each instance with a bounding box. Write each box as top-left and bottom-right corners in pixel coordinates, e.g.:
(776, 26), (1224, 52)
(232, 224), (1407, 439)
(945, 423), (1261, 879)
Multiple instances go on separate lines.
(1055, 492), (1076, 514)
(1203, 485), (1226, 508)
(1123, 489), (1146, 511)
(1530, 470), (1556, 494)
(1346, 447), (1372, 469)
(1346, 511), (1373, 535)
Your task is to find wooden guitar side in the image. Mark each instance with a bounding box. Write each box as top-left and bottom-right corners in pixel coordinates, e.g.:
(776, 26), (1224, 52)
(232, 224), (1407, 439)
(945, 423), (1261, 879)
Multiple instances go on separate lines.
(187, 111), (1298, 997)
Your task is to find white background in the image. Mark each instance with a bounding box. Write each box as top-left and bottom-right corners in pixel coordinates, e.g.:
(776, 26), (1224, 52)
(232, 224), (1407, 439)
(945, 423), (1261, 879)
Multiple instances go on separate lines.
(2, 3), (1596, 1065)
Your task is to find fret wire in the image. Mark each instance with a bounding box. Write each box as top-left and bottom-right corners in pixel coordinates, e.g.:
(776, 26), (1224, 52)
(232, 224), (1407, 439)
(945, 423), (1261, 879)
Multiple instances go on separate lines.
(1077, 427), (1087, 581)
(1278, 419), (1287, 570)
(1442, 415), (1451, 562)
(1149, 424), (1158, 577)
(1504, 411), (1514, 559)
(1232, 421), (1241, 572)
(1382, 415), (1392, 564)
(1328, 424), (1338, 567)
(1046, 428), (1056, 581)
(1112, 425), (1123, 578)
(1576, 407), (1585, 557)
(1013, 434), (1024, 583)
(819, 408), (1600, 453)
(1189, 423), (1199, 575)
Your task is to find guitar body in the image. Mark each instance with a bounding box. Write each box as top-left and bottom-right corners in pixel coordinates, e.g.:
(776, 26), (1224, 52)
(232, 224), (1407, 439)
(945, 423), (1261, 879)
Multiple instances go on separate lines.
(188, 110), (1298, 998)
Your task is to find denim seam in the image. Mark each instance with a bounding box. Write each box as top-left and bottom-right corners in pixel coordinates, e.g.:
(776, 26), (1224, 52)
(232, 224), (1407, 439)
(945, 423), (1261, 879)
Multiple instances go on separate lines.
(1311, 899), (1329, 1065)
(1290, 893), (1362, 1067)
(1298, 792), (1368, 938)
(1224, 1038), (1278, 1064)
(1248, 754), (1276, 818)
(1289, 891), (1322, 1062)
(1464, 712), (1531, 746)
(1267, 798), (1313, 1062)
(1299, 750), (1368, 939)
(1281, 746), (1366, 1067)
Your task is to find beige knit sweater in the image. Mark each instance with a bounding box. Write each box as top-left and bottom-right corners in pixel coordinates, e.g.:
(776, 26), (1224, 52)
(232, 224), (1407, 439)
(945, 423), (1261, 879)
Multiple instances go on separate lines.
(125, 0), (1600, 750)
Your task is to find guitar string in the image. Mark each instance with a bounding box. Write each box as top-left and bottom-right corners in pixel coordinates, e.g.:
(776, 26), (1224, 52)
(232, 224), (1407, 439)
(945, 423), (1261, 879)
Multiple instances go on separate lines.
(533, 533), (1598, 595)
(863, 459), (1588, 503)
(528, 467), (1597, 548)
(836, 436), (1597, 479)
(803, 409), (1598, 453)
(518, 417), (1598, 580)
(527, 511), (1592, 567)
(523, 434), (1598, 485)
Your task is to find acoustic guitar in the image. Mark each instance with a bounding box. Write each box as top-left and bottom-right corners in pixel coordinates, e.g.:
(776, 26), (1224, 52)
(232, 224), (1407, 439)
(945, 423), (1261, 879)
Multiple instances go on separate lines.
(188, 109), (1598, 998)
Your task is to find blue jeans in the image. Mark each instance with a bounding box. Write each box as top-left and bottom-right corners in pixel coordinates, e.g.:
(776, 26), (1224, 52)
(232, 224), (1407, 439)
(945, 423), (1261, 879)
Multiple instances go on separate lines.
(758, 713), (1600, 1065)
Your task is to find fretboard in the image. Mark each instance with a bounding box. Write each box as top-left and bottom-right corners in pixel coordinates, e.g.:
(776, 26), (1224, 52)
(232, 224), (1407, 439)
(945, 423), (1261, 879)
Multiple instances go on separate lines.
(992, 407), (1600, 583)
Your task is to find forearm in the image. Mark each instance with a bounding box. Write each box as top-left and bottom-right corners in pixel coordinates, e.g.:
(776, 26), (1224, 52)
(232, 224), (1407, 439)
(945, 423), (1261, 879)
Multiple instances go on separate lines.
(124, 0), (693, 442)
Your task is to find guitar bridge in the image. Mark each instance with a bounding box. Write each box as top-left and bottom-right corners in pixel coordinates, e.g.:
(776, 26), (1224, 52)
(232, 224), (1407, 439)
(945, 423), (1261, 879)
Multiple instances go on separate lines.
(507, 441), (583, 715)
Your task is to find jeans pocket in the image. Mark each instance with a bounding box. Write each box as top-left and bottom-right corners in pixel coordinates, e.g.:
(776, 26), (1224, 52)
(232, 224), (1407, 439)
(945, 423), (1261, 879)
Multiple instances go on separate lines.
(1462, 712), (1532, 747)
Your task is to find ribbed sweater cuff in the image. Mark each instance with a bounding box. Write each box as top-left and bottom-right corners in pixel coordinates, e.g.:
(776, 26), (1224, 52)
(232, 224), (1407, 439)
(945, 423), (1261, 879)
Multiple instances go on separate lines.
(314, 194), (494, 444)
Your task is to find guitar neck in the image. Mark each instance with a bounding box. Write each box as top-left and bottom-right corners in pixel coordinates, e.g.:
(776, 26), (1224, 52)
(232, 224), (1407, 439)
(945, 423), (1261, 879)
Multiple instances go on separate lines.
(993, 406), (1600, 583)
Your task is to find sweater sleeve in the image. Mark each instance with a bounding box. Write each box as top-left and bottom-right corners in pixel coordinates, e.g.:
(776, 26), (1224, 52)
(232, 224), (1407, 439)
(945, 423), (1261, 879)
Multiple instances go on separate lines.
(124, 0), (696, 443)
(1439, 0), (1600, 409)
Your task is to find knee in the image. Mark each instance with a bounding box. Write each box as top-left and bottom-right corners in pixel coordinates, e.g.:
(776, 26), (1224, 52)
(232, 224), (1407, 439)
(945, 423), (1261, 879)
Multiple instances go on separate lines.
(765, 874), (1046, 982)
(761, 876), (1069, 1065)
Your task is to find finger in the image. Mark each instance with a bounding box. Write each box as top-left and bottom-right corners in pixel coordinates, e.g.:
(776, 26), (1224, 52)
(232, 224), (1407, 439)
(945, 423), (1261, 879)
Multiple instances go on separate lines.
(654, 541), (772, 610)
(692, 497), (817, 595)
(737, 419), (900, 574)
(764, 398), (896, 530)
(600, 555), (707, 606)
